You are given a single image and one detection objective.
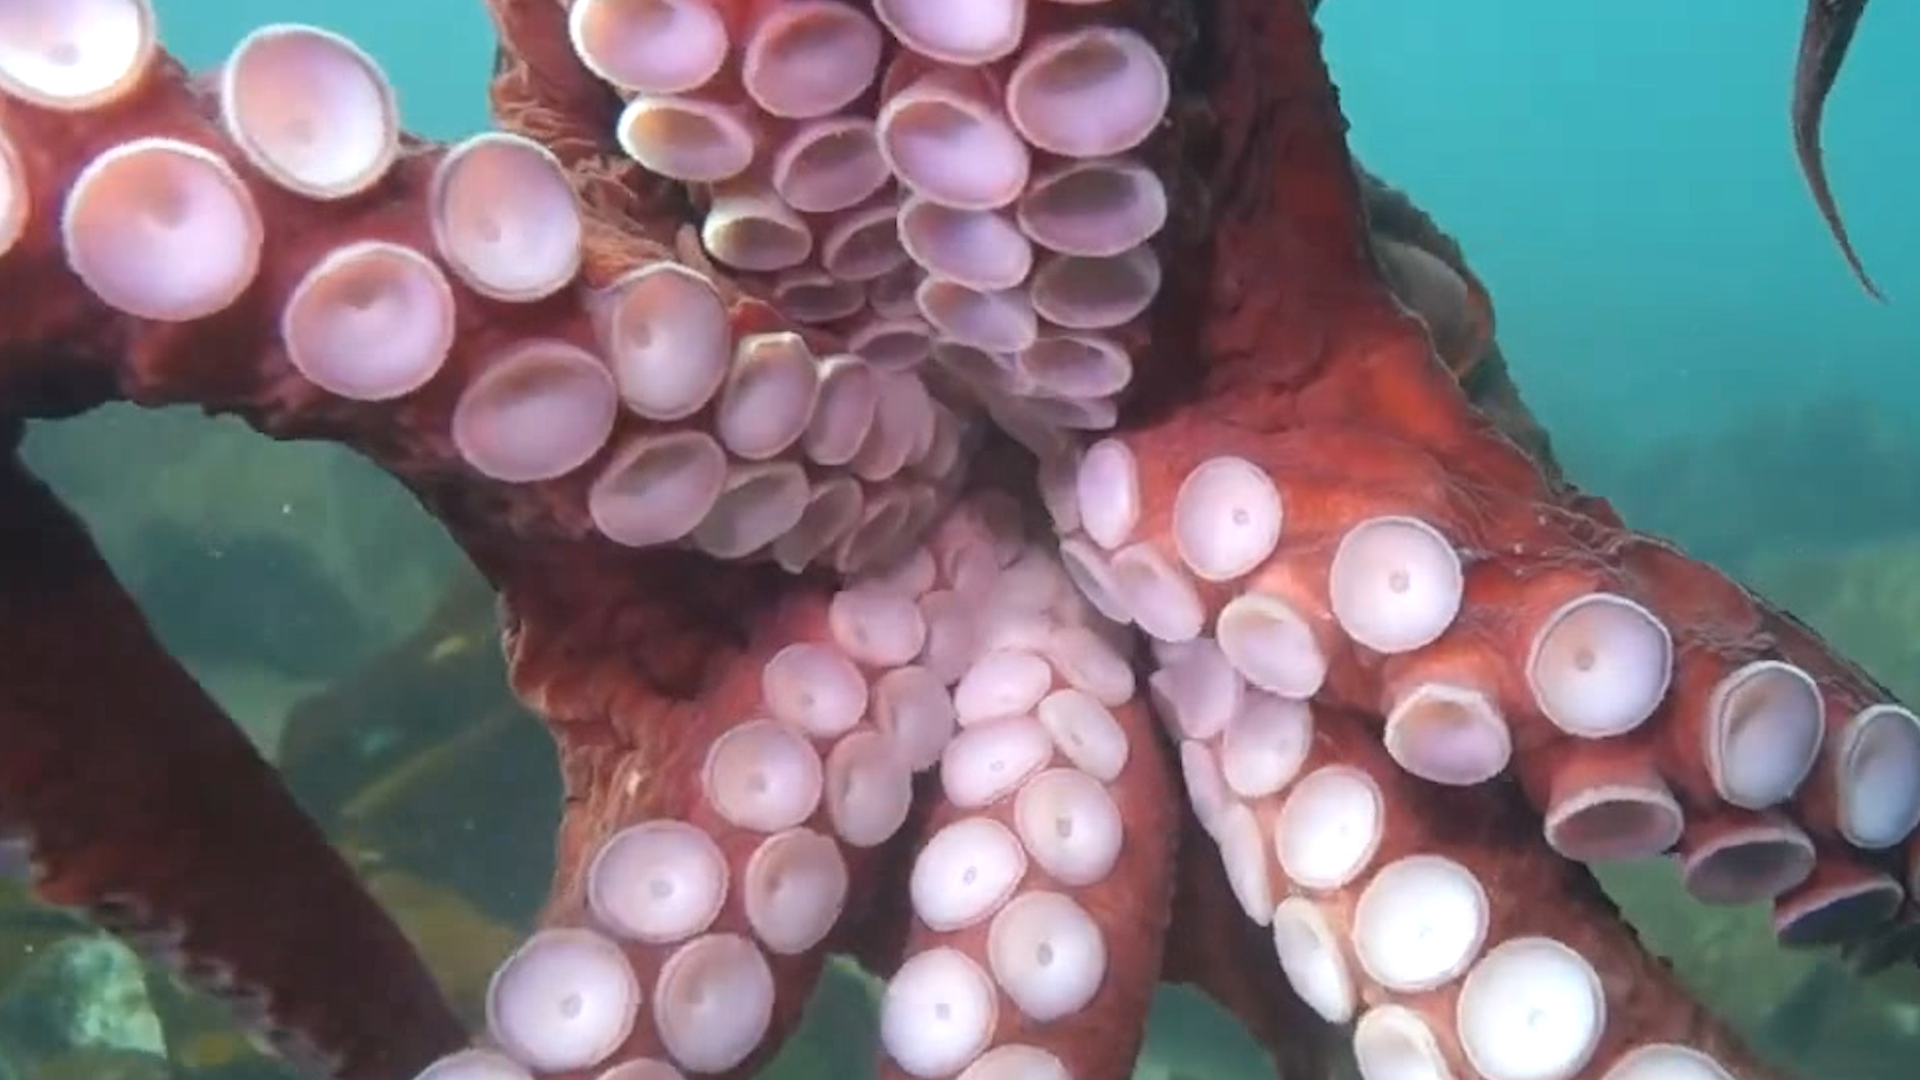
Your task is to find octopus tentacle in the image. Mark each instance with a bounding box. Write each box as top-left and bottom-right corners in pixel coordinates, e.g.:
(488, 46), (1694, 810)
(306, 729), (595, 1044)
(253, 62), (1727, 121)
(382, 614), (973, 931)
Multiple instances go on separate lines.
(492, 0), (1185, 443)
(1042, 0), (1919, 1074)
(0, 7), (941, 1077)
(0, 420), (464, 1080)
(477, 582), (927, 1080)
(2, 2), (1910, 1080)
(441, 489), (1175, 1080)
(0, 5), (951, 572)
(1170, 0), (1918, 909)
(1792, 0), (1880, 299)
(1241, 704), (1792, 1080)
(871, 495), (1173, 1080)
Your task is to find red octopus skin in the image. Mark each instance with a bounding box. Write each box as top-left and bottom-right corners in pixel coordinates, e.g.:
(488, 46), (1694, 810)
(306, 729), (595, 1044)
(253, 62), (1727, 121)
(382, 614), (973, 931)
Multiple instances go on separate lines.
(0, 2), (1912, 1080)
(0, 418), (466, 1079)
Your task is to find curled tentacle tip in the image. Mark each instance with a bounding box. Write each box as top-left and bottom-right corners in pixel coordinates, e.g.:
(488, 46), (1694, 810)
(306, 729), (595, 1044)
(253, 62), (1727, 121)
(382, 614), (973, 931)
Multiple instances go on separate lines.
(1793, 0), (1886, 301)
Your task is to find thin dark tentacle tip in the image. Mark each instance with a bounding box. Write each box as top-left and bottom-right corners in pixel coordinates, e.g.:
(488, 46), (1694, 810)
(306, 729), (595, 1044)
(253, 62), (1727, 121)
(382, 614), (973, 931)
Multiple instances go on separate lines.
(1793, 0), (1887, 302)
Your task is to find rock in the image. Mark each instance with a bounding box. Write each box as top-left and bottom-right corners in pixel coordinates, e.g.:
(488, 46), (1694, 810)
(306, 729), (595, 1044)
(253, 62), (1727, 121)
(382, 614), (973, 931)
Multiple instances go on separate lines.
(0, 932), (166, 1068)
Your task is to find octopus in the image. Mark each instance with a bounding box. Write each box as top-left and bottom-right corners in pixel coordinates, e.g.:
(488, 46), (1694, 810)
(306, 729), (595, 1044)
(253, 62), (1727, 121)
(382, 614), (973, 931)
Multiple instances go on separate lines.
(0, 2), (1908, 1080)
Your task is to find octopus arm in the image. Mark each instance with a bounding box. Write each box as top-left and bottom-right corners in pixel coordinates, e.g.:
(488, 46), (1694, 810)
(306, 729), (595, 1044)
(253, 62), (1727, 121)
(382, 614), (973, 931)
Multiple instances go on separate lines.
(6, 1), (1918, 1079)
(1051, 0), (1920, 1075)
(1793, 0), (1881, 299)
(0, 425), (464, 1080)
(858, 501), (1179, 1080)
(1236, 705), (1798, 1080)
(485, 490), (1186, 1080)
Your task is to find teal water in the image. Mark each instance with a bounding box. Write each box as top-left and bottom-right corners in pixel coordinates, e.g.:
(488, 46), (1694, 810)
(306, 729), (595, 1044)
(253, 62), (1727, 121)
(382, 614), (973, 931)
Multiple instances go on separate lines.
(6, 2), (1920, 1079)
(1324, 1), (1919, 462)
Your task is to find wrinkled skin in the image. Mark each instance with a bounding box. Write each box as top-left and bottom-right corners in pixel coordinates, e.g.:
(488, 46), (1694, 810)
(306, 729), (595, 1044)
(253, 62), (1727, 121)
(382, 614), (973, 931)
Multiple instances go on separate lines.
(0, 3), (1906, 1080)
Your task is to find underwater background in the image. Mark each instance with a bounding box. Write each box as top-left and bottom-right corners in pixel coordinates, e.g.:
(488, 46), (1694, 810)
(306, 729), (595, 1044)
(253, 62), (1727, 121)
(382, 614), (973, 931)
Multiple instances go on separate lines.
(4, 1), (1920, 1078)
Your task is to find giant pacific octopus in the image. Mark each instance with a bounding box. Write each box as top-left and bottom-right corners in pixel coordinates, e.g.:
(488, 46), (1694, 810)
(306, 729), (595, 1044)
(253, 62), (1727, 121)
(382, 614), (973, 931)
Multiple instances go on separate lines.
(0, 2), (1910, 1080)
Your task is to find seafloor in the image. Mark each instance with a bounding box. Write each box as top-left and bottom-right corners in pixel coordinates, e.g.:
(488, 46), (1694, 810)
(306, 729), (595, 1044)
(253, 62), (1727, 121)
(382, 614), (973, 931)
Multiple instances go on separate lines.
(4, 384), (1920, 1080)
